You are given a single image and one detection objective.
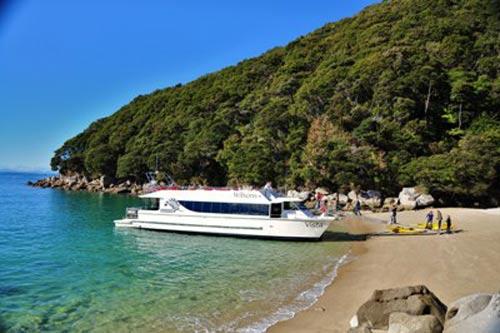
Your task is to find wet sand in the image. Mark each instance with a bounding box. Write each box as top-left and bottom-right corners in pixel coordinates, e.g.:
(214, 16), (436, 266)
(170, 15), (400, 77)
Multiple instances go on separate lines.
(269, 208), (500, 333)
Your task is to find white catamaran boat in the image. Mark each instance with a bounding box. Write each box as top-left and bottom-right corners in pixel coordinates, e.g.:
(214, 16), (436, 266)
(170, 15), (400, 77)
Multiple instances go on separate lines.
(114, 186), (332, 239)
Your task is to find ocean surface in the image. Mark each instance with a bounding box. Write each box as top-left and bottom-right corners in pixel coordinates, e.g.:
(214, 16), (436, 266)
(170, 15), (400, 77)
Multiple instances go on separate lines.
(0, 172), (349, 332)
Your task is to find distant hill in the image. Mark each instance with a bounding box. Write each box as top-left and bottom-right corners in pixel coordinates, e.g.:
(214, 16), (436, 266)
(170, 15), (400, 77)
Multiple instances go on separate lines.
(51, 0), (500, 206)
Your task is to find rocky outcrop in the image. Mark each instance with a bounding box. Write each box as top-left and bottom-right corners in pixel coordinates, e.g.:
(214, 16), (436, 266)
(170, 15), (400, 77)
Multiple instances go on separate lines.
(349, 288), (500, 333)
(326, 193), (349, 205)
(348, 190), (383, 209)
(350, 285), (447, 331)
(388, 312), (443, 333)
(31, 176), (439, 211)
(399, 187), (435, 209)
(444, 293), (500, 333)
(29, 173), (145, 195)
(417, 194), (435, 207)
(382, 197), (398, 211)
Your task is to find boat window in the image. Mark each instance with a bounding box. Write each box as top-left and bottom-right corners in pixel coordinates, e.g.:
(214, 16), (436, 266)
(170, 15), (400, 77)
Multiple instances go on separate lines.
(284, 201), (305, 210)
(179, 201), (269, 216)
(270, 203), (282, 218)
(144, 198), (159, 210)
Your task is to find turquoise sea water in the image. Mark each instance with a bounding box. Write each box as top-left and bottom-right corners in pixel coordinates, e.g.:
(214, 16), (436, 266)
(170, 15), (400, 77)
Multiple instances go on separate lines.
(0, 172), (349, 332)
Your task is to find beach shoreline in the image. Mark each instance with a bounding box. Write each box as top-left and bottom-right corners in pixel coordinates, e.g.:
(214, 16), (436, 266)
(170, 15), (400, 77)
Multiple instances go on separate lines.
(268, 208), (500, 332)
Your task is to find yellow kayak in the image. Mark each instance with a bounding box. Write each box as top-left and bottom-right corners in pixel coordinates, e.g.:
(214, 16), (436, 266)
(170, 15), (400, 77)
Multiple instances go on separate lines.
(388, 225), (427, 234)
(416, 222), (454, 231)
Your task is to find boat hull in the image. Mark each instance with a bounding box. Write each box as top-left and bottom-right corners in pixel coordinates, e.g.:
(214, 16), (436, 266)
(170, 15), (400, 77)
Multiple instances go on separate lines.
(114, 211), (330, 239)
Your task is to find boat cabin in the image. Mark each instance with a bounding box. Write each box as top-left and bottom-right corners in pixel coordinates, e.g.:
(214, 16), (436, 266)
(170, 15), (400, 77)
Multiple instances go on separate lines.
(139, 189), (313, 219)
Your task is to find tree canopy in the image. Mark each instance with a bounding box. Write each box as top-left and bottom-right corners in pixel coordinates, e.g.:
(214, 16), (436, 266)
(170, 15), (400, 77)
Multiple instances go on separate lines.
(51, 0), (500, 206)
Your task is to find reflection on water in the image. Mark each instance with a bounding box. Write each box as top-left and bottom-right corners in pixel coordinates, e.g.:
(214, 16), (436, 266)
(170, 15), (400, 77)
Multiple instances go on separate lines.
(0, 173), (349, 332)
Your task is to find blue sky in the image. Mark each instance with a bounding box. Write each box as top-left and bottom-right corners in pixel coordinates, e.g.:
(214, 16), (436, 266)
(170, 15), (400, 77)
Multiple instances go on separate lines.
(0, 0), (378, 171)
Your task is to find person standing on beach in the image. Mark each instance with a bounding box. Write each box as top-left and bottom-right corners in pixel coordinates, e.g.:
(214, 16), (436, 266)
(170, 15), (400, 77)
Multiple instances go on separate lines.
(446, 215), (452, 234)
(315, 192), (324, 210)
(320, 199), (328, 215)
(353, 200), (362, 216)
(425, 210), (434, 229)
(389, 204), (397, 224)
(436, 210), (443, 234)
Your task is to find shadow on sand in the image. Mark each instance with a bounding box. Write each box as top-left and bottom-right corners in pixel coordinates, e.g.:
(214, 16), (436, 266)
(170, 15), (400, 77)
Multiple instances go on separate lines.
(321, 231), (370, 242)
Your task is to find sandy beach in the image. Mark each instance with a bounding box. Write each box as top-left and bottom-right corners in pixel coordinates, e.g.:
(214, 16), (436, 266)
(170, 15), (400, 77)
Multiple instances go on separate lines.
(269, 208), (500, 333)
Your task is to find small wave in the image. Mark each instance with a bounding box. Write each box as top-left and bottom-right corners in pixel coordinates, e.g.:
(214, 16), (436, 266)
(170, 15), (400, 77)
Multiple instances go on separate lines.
(236, 251), (352, 333)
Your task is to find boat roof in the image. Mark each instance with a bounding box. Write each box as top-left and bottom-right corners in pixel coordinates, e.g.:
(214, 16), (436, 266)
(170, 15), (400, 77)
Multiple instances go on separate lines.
(140, 187), (302, 204)
(270, 197), (303, 203)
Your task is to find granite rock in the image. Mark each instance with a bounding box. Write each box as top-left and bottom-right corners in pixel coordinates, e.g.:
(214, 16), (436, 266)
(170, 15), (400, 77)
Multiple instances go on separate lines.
(388, 312), (442, 333)
(444, 293), (500, 333)
(355, 285), (447, 330)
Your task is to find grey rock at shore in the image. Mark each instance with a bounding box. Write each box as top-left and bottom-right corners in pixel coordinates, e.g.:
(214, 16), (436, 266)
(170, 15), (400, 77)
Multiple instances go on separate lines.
(348, 190), (382, 209)
(354, 285), (447, 330)
(348, 323), (373, 333)
(398, 187), (435, 209)
(444, 293), (500, 333)
(100, 175), (114, 189)
(388, 312), (443, 333)
(29, 173), (144, 196)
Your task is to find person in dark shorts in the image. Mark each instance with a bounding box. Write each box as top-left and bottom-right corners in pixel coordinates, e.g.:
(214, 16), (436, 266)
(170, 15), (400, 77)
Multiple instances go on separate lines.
(436, 210), (443, 234)
(446, 215), (452, 234)
(353, 200), (362, 216)
(389, 204), (397, 224)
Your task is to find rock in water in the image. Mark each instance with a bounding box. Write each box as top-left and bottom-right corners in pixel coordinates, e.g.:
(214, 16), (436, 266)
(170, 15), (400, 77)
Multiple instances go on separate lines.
(388, 312), (442, 333)
(444, 293), (500, 333)
(355, 285), (447, 330)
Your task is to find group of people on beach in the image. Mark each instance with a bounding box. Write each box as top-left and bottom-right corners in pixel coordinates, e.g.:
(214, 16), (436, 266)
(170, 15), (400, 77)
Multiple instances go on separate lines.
(425, 209), (452, 234)
(389, 205), (452, 234)
(314, 192), (343, 215)
(312, 191), (453, 235)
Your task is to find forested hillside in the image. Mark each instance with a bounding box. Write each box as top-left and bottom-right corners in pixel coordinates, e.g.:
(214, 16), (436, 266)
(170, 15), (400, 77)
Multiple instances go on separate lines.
(51, 0), (500, 205)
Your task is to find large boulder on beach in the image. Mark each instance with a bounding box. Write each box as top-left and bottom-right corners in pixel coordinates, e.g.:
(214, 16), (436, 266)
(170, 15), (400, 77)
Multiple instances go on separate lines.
(362, 190), (382, 208)
(398, 187), (419, 209)
(354, 285), (447, 330)
(337, 193), (349, 205)
(326, 193), (349, 205)
(348, 190), (382, 209)
(383, 197), (398, 211)
(347, 323), (372, 333)
(398, 187), (434, 210)
(348, 190), (359, 201)
(416, 194), (435, 207)
(287, 190), (310, 200)
(444, 293), (500, 333)
(388, 312), (442, 333)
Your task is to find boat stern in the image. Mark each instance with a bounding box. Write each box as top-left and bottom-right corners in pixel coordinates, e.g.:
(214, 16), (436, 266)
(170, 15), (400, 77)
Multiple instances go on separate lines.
(114, 218), (137, 228)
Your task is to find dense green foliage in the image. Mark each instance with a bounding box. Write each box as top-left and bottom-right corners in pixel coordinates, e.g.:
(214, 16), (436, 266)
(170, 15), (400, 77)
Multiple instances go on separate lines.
(51, 0), (500, 205)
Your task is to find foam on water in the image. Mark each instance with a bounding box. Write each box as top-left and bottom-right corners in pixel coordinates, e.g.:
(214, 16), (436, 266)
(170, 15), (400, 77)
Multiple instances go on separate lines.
(235, 252), (351, 333)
